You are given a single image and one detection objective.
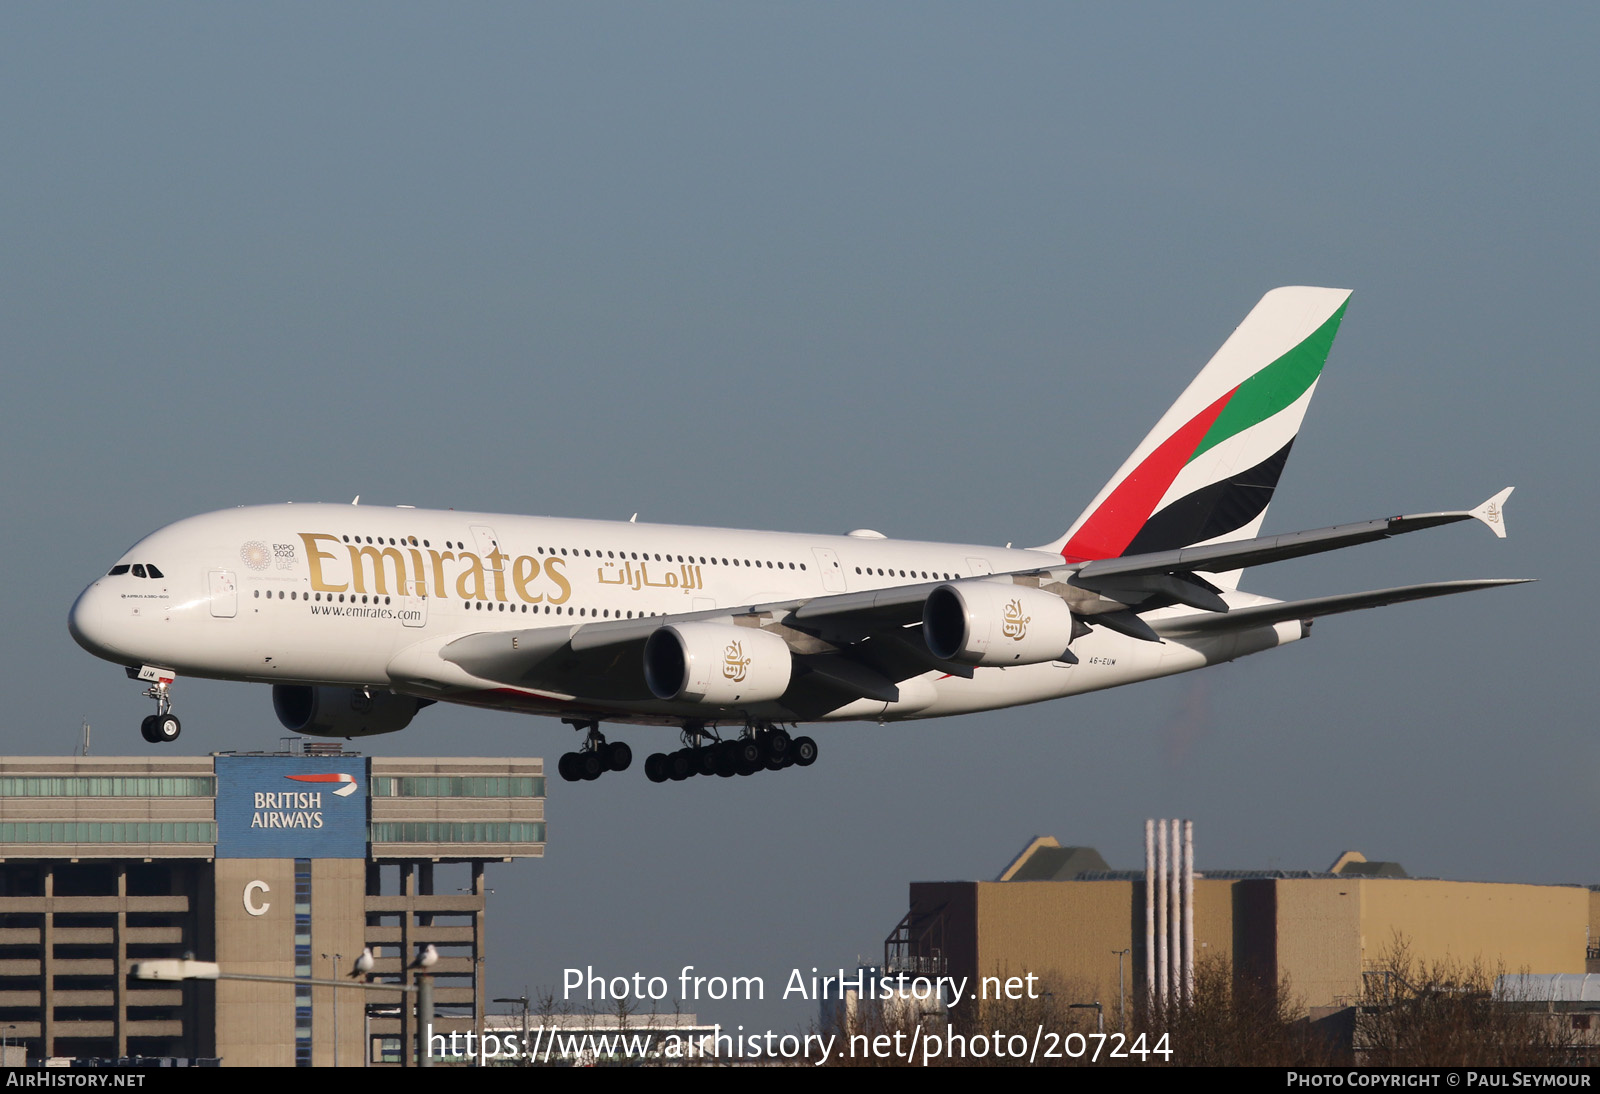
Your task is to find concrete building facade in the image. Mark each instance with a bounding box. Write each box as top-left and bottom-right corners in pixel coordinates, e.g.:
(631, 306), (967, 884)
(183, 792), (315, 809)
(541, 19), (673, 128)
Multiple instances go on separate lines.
(0, 751), (544, 1065)
(886, 837), (1590, 1024)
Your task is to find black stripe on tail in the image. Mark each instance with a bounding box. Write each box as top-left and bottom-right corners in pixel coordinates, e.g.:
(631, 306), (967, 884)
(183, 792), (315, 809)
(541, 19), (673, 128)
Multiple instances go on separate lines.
(1122, 439), (1295, 557)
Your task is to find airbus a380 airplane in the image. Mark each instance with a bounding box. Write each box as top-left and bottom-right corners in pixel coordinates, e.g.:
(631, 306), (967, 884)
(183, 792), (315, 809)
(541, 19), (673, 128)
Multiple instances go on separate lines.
(69, 287), (1525, 784)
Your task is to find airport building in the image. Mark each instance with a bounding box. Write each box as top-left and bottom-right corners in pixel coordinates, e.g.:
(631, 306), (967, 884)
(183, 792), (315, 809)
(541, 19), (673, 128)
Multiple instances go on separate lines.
(884, 835), (1595, 1025)
(0, 749), (544, 1066)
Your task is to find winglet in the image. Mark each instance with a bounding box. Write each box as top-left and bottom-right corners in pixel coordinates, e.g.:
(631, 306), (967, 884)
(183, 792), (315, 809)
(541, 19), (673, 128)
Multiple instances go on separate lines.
(1470, 487), (1513, 539)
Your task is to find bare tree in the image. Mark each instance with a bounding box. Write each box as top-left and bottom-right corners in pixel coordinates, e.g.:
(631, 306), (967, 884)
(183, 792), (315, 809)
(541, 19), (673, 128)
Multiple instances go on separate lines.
(1356, 935), (1580, 1067)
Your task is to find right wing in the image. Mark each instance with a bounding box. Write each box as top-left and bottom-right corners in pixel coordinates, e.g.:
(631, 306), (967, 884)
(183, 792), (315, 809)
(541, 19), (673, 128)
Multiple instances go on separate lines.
(422, 488), (1522, 713)
(1071, 488), (1513, 588)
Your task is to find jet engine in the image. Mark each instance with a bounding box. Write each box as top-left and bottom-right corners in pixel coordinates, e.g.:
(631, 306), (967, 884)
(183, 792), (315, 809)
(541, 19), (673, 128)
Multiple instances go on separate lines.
(272, 685), (421, 738)
(643, 622), (793, 705)
(923, 582), (1078, 666)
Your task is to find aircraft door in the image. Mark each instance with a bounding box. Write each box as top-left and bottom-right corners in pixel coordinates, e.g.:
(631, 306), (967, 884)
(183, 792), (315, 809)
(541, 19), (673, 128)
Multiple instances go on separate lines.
(401, 595), (428, 628)
(208, 570), (238, 618)
(470, 525), (503, 574)
(812, 547), (848, 592)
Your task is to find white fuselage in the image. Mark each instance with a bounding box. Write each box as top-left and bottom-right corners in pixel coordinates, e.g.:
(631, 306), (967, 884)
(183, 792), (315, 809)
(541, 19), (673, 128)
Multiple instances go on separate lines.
(69, 503), (1301, 730)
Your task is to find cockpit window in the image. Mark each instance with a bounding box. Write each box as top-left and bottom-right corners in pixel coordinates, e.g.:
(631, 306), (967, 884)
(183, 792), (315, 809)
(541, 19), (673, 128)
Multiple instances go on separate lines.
(131, 564), (147, 578)
(108, 565), (130, 576)
(146, 564), (164, 579)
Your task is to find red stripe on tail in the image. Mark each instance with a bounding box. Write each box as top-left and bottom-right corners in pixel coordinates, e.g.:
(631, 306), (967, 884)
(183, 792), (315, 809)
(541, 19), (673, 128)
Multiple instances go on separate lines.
(1059, 388), (1235, 562)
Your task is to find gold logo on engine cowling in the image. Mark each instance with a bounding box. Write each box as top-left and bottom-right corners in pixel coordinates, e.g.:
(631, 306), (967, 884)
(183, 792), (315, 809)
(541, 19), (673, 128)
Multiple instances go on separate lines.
(723, 640), (751, 682)
(1485, 502), (1501, 525)
(1002, 599), (1030, 641)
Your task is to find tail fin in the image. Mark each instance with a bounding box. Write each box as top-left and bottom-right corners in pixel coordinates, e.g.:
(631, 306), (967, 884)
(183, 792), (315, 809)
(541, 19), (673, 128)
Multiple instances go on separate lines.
(1040, 286), (1352, 572)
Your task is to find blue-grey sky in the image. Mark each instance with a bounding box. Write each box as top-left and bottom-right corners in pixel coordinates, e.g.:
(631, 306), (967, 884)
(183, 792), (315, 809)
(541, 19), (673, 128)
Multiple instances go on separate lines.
(3, 5), (1596, 1032)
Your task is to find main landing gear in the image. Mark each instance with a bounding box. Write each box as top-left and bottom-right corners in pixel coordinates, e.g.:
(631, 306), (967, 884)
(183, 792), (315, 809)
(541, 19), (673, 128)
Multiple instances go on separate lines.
(136, 675), (181, 744)
(557, 719), (632, 782)
(643, 723), (816, 784)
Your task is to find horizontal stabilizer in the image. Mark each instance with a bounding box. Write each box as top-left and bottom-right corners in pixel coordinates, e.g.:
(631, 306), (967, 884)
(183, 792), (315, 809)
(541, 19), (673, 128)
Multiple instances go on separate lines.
(1153, 579), (1532, 637)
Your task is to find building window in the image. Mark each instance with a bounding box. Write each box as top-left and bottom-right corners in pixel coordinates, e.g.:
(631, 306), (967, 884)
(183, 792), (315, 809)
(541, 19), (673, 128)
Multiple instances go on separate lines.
(0, 776), (215, 797)
(372, 776), (543, 798)
(0, 821), (216, 843)
(370, 821), (545, 844)
(295, 858), (312, 1066)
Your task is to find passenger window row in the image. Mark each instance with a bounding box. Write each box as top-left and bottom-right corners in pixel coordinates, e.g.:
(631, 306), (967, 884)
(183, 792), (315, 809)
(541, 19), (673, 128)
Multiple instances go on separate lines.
(332, 535), (809, 573)
(462, 602), (660, 619)
(856, 567), (956, 579)
(547, 546), (807, 572)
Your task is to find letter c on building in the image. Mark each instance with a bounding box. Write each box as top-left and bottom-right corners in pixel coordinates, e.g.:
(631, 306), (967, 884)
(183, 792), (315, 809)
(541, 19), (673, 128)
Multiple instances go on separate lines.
(243, 880), (270, 917)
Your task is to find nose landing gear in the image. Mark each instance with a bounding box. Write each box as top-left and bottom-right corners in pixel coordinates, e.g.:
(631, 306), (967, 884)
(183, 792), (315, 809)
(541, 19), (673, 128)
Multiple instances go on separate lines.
(130, 667), (181, 744)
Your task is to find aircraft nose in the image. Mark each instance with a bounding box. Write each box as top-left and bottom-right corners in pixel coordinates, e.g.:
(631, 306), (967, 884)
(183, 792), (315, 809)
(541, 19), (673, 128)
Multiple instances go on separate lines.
(68, 582), (125, 662)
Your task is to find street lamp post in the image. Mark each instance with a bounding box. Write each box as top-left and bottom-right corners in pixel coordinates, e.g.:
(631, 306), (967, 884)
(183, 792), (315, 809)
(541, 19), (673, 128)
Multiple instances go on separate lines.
(1112, 949), (1130, 1033)
(322, 952), (342, 1067)
(494, 995), (530, 1067)
(131, 960), (428, 1065)
(417, 973), (434, 1068)
(1069, 1001), (1104, 1036)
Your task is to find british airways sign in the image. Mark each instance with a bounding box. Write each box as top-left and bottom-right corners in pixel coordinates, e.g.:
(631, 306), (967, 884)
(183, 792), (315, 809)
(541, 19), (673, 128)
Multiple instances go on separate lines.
(216, 756), (368, 858)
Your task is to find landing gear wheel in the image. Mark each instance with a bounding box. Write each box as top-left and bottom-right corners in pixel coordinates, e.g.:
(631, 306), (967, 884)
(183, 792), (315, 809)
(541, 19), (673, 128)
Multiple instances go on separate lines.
(138, 675), (180, 744)
(153, 714), (181, 743)
(792, 736), (818, 767)
(694, 747), (717, 777)
(733, 739), (762, 776)
(644, 753), (668, 783)
(667, 750), (693, 782)
(762, 728), (791, 759)
(558, 753), (582, 782)
(579, 751), (604, 781)
(606, 741), (633, 772)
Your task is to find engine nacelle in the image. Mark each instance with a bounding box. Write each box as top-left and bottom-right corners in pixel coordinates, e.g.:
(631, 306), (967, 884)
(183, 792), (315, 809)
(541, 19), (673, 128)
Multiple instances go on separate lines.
(923, 582), (1078, 666)
(643, 622), (793, 705)
(272, 685), (420, 738)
